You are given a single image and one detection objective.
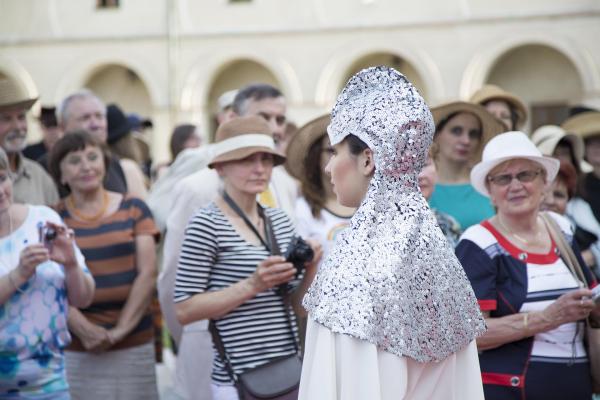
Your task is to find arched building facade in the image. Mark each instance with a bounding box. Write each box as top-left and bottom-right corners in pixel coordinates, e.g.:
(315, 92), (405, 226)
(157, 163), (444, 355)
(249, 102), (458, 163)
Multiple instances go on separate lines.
(1, 0), (599, 162)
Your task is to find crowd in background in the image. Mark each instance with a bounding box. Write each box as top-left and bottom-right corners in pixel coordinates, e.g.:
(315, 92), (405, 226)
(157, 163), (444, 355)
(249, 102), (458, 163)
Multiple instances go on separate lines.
(1, 67), (600, 400)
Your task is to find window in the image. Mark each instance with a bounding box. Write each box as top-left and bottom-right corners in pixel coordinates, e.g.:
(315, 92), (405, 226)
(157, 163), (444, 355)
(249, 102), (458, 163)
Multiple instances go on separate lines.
(96, 0), (119, 9)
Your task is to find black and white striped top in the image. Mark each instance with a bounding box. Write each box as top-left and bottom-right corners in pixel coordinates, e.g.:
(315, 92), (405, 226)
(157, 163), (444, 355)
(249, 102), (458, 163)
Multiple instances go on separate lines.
(174, 202), (300, 385)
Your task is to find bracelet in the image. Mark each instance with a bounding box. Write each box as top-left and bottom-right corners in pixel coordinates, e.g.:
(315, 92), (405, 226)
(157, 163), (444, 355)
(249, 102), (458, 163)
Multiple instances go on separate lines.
(8, 270), (25, 294)
(522, 313), (529, 330)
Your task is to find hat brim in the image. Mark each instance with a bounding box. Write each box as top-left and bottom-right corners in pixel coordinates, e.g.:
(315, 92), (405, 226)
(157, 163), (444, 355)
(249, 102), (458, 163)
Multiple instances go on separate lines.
(0, 97), (38, 112)
(532, 129), (585, 166)
(562, 112), (600, 140)
(208, 146), (286, 168)
(284, 114), (330, 180)
(431, 101), (507, 163)
(471, 155), (560, 197)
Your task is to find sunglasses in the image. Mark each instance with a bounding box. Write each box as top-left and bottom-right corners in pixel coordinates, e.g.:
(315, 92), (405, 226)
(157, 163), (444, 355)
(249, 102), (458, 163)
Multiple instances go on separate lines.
(487, 169), (543, 186)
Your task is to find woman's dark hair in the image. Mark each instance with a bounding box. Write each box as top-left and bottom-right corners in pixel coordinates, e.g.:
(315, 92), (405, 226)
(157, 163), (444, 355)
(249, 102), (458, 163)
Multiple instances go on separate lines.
(48, 130), (110, 195)
(434, 112), (460, 135)
(302, 134), (327, 218)
(555, 159), (577, 199)
(302, 133), (369, 218)
(345, 134), (369, 155)
(170, 124), (197, 160)
(555, 138), (581, 174)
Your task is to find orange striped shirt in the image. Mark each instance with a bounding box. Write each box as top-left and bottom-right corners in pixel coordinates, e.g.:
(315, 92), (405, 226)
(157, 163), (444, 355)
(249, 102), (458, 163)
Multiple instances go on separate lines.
(56, 195), (159, 351)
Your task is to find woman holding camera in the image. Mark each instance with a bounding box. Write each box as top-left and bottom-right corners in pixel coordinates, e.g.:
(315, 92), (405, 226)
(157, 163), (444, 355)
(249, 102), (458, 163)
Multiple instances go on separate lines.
(456, 131), (600, 399)
(49, 131), (159, 400)
(174, 116), (320, 400)
(0, 147), (94, 398)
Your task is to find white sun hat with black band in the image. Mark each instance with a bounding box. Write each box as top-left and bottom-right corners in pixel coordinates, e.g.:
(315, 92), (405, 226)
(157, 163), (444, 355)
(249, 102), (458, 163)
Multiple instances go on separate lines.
(208, 115), (286, 168)
(471, 131), (560, 197)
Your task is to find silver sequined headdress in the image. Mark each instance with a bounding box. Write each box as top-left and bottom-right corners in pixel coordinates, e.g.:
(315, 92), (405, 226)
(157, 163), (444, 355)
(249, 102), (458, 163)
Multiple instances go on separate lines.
(303, 66), (486, 362)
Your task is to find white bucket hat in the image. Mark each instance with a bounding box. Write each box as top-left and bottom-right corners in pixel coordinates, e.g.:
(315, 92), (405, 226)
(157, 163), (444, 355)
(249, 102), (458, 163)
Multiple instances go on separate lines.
(531, 124), (592, 173)
(471, 131), (560, 197)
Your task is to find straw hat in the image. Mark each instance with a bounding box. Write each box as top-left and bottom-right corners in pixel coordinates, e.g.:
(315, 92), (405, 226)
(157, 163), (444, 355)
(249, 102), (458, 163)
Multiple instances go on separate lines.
(470, 84), (528, 129)
(561, 111), (600, 140)
(471, 131), (559, 197)
(284, 114), (329, 181)
(531, 125), (591, 172)
(430, 101), (506, 162)
(208, 115), (286, 168)
(0, 79), (38, 112)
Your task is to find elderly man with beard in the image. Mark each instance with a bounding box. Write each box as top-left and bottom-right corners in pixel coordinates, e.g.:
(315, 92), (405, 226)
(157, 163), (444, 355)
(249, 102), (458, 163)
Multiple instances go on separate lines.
(0, 79), (58, 205)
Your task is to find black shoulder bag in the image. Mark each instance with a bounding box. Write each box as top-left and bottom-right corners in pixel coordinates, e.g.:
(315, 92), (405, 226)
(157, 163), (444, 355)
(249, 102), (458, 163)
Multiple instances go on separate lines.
(208, 192), (302, 400)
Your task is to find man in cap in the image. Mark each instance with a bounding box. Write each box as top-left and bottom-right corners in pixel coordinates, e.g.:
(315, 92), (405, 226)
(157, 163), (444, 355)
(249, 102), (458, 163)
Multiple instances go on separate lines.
(55, 89), (147, 199)
(23, 106), (63, 162)
(216, 89), (237, 125)
(0, 79), (59, 205)
(158, 83), (298, 400)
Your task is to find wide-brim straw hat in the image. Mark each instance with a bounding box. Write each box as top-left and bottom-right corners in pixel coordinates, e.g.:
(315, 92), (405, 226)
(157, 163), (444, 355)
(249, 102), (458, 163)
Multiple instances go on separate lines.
(0, 79), (38, 112)
(562, 111), (600, 140)
(531, 124), (591, 172)
(471, 131), (560, 197)
(470, 84), (528, 129)
(430, 101), (506, 162)
(208, 115), (286, 168)
(284, 114), (329, 181)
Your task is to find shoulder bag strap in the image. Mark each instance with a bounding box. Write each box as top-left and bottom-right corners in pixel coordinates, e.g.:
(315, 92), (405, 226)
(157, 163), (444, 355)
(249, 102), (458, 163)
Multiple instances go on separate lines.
(208, 321), (239, 384)
(260, 207), (301, 354)
(541, 212), (588, 288)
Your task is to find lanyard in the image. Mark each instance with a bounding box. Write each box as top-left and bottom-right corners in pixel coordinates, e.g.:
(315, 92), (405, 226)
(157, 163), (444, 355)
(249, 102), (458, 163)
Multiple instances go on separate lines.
(222, 191), (275, 253)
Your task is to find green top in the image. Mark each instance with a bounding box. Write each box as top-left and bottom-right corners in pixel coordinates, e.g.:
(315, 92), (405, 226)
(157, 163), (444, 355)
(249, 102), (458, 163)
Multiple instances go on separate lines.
(428, 183), (495, 230)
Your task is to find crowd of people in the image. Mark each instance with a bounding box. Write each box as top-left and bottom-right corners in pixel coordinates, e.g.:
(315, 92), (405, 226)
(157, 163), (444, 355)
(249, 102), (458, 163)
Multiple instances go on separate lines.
(1, 63), (600, 400)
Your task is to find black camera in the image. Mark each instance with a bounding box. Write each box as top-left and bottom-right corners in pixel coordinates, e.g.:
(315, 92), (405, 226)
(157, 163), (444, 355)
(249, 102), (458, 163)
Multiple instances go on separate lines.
(284, 236), (314, 278)
(38, 224), (57, 247)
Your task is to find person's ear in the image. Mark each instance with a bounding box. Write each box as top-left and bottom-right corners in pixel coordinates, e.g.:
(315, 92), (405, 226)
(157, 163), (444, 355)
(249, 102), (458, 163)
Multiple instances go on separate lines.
(359, 148), (375, 177)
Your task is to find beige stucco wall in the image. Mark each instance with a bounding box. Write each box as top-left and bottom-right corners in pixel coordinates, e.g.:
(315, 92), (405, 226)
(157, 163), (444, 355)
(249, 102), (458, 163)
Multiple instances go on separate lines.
(1, 0), (599, 163)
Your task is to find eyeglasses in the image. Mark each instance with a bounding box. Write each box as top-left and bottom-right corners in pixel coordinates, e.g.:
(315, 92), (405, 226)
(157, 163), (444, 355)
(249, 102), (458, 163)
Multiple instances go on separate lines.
(487, 169), (543, 186)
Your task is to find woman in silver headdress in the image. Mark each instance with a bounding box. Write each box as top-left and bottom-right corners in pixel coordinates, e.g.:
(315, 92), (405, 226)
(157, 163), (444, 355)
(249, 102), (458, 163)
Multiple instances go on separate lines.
(298, 66), (487, 400)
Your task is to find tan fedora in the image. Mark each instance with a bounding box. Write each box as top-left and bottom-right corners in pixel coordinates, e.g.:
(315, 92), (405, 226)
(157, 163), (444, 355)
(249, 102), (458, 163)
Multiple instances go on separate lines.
(470, 84), (528, 129)
(430, 101), (506, 162)
(208, 115), (286, 168)
(0, 79), (38, 112)
(562, 111), (600, 140)
(284, 114), (329, 181)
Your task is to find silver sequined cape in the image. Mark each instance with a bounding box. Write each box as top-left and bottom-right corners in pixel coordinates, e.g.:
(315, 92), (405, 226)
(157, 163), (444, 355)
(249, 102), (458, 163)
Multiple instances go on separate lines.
(302, 66), (486, 363)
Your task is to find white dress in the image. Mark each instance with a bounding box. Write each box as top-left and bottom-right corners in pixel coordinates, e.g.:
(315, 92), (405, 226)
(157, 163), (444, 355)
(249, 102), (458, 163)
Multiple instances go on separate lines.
(299, 319), (484, 400)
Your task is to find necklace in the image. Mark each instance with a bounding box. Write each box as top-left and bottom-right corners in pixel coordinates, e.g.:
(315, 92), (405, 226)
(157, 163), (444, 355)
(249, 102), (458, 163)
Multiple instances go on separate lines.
(67, 190), (109, 222)
(497, 215), (543, 245)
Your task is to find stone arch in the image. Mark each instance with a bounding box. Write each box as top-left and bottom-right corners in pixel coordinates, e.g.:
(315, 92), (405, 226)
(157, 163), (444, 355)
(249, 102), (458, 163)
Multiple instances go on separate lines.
(462, 36), (598, 129)
(83, 63), (153, 117)
(53, 56), (162, 110)
(316, 44), (442, 107)
(180, 51), (302, 138)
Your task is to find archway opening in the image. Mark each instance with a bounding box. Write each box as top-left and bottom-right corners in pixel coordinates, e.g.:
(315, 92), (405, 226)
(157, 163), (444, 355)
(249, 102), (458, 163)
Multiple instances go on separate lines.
(84, 64), (154, 169)
(486, 44), (583, 131)
(340, 52), (427, 100)
(206, 59), (281, 140)
(84, 64), (153, 117)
